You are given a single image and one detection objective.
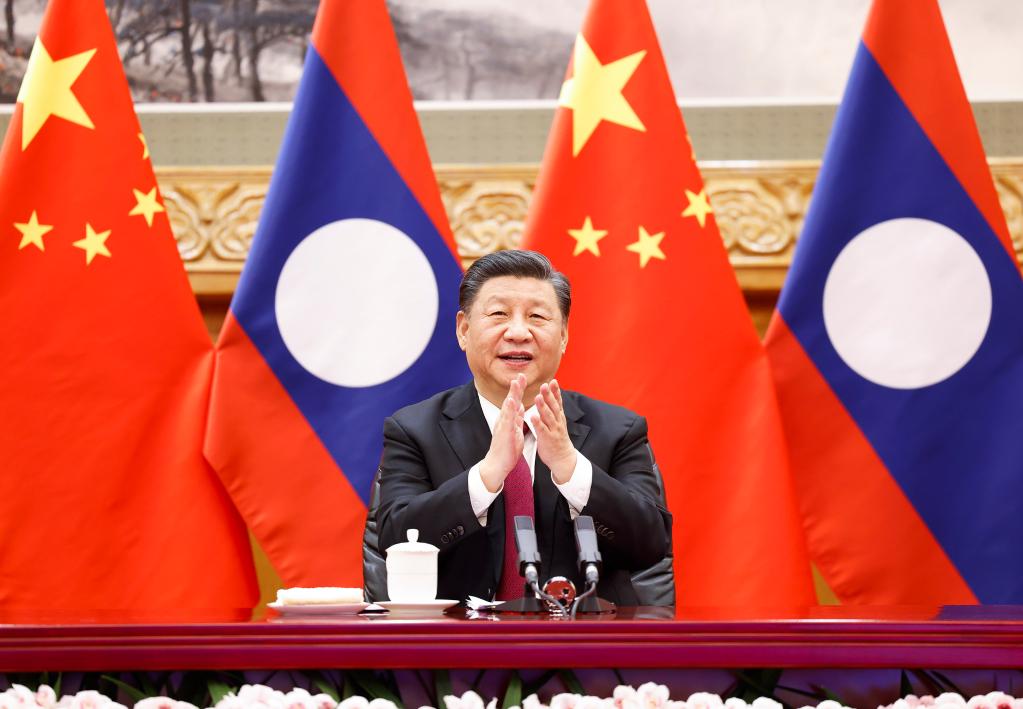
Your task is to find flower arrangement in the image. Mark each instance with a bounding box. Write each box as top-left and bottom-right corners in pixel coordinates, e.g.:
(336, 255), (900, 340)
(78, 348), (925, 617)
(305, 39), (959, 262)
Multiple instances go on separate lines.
(1, 682), (1019, 709)
(877, 694), (1021, 709)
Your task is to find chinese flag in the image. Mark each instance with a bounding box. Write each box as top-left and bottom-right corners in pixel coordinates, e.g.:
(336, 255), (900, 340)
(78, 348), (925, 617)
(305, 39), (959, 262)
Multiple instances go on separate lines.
(524, 0), (814, 606)
(0, 0), (257, 611)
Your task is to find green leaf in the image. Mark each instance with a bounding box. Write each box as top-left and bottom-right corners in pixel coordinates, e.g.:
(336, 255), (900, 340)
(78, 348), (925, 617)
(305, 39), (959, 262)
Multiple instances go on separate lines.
(469, 670), (487, 695)
(341, 676), (357, 701)
(207, 679), (236, 706)
(140, 672), (161, 698)
(501, 672), (522, 709)
(522, 670), (558, 698)
(930, 671), (963, 696)
(807, 684), (850, 707)
(557, 670), (584, 696)
(347, 671), (402, 706)
(729, 670), (778, 701)
(911, 670), (944, 697)
(99, 675), (147, 703)
(756, 669), (782, 694)
(900, 670), (913, 698)
(313, 676), (340, 702)
(434, 669), (453, 707)
(776, 684), (827, 700)
(174, 672), (207, 706)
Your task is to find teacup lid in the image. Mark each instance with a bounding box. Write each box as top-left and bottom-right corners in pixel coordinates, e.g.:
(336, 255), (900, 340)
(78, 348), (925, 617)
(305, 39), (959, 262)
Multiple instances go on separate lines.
(385, 529), (439, 555)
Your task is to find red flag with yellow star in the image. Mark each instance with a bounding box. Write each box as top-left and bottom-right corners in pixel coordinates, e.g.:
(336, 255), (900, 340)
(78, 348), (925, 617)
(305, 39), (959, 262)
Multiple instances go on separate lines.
(0, 0), (257, 611)
(524, 0), (814, 606)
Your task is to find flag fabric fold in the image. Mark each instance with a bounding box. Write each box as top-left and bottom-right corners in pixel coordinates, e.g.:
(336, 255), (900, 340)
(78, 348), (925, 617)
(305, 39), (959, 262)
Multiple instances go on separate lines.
(524, 0), (814, 606)
(205, 0), (470, 588)
(765, 0), (1023, 604)
(0, 0), (256, 610)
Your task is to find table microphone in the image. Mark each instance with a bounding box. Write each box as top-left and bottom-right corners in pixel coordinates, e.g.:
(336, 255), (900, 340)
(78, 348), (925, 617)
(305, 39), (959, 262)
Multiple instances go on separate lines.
(572, 516), (615, 616)
(494, 516), (546, 614)
(514, 515), (541, 586)
(573, 515), (602, 586)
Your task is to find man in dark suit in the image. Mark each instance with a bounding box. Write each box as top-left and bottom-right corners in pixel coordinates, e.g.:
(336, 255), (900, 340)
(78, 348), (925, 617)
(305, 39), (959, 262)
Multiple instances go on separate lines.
(377, 250), (670, 604)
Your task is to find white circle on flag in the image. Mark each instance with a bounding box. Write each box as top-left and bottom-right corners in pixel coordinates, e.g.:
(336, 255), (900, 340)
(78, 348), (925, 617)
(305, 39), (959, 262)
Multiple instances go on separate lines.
(822, 217), (991, 389)
(275, 218), (439, 387)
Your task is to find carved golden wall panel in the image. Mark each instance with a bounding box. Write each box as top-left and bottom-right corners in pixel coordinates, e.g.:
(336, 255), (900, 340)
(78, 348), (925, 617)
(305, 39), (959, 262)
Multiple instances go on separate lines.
(160, 167), (272, 295)
(438, 166), (537, 269)
(158, 160), (1023, 303)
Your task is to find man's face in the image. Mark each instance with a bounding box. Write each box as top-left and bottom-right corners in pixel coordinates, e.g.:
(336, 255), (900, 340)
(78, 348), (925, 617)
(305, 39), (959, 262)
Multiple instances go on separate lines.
(456, 275), (568, 406)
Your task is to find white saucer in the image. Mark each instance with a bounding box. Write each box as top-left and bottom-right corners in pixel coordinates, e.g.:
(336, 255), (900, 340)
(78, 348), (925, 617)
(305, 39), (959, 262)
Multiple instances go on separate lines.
(268, 601), (370, 616)
(378, 599), (459, 614)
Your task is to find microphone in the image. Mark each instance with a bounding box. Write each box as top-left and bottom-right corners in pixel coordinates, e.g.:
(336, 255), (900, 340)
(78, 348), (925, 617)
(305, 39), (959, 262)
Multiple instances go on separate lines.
(514, 515), (541, 586)
(494, 516), (547, 614)
(571, 516), (615, 616)
(573, 515), (601, 586)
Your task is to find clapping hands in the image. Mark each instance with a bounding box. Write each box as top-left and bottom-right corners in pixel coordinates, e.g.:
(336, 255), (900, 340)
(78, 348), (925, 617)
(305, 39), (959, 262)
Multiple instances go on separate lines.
(530, 379), (577, 484)
(480, 374), (527, 493)
(480, 374), (578, 492)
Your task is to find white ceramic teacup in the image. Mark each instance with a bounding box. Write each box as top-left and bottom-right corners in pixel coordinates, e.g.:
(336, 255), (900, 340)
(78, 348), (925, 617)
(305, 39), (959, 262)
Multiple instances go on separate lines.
(385, 529), (439, 602)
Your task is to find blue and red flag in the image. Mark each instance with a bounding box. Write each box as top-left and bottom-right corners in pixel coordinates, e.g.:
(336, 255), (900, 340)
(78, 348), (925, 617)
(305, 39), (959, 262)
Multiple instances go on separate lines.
(765, 0), (1023, 604)
(205, 0), (469, 588)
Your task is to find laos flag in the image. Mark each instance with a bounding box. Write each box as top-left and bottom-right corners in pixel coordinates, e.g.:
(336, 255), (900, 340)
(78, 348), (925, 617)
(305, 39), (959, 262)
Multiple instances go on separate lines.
(765, 0), (1023, 604)
(205, 0), (469, 588)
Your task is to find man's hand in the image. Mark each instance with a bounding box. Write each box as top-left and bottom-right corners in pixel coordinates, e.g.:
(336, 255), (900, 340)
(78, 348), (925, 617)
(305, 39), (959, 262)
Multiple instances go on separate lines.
(532, 379), (577, 484)
(479, 374), (526, 493)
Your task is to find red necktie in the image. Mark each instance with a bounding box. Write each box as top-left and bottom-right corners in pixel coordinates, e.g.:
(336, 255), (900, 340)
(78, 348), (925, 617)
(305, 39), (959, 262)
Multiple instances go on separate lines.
(496, 433), (534, 600)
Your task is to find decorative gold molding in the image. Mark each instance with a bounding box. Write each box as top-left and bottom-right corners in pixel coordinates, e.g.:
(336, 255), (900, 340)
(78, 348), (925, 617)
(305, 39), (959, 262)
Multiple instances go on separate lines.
(158, 161), (1023, 298)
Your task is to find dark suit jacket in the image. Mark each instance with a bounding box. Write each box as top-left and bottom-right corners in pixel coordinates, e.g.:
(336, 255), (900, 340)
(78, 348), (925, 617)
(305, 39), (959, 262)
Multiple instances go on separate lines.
(377, 382), (671, 604)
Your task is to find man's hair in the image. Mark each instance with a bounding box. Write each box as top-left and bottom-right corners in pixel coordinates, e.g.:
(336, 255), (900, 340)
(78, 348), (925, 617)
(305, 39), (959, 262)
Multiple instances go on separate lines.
(459, 249), (572, 320)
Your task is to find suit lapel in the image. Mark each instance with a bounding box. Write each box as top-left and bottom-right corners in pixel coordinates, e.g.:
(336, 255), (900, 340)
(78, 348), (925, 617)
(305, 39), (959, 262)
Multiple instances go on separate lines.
(564, 393), (591, 452)
(439, 382), (504, 592)
(439, 382), (491, 474)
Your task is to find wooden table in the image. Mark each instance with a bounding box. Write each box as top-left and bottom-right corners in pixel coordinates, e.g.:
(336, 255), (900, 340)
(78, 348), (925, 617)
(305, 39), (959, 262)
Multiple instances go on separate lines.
(2, 606), (1022, 672)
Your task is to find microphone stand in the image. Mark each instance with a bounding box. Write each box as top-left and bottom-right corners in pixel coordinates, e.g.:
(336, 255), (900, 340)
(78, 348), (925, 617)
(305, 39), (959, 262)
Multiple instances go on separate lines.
(493, 516), (550, 614)
(571, 516), (616, 616)
(493, 562), (548, 614)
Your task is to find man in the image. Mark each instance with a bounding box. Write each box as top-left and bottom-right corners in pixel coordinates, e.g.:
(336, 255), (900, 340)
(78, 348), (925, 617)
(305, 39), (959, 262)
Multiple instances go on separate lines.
(377, 250), (670, 604)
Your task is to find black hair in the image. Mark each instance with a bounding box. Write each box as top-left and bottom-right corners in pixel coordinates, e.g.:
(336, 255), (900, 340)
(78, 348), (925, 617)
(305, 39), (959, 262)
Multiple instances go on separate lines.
(459, 249), (571, 320)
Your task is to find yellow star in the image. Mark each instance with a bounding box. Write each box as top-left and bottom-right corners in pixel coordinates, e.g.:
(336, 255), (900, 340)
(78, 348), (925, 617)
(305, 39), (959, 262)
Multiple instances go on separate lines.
(13, 210), (53, 251)
(559, 34), (646, 157)
(138, 133), (149, 160)
(681, 188), (713, 228)
(16, 38), (97, 150)
(625, 226), (666, 268)
(568, 216), (607, 257)
(73, 223), (111, 265)
(128, 187), (165, 227)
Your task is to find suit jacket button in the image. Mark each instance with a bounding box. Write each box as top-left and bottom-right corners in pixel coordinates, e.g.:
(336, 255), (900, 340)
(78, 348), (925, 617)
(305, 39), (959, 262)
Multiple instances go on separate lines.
(441, 533), (450, 544)
(457, 525), (464, 535)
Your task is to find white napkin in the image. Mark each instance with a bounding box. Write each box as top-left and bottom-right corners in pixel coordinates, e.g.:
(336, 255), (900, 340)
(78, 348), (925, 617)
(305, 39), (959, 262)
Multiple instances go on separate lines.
(466, 595), (498, 610)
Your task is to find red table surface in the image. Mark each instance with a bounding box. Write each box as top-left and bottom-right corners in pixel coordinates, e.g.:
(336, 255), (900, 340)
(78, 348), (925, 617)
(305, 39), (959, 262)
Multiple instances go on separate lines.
(1, 606), (1022, 672)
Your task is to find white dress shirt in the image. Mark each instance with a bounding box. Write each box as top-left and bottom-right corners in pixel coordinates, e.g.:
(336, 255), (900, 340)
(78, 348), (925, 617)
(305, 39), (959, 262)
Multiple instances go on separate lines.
(467, 391), (593, 526)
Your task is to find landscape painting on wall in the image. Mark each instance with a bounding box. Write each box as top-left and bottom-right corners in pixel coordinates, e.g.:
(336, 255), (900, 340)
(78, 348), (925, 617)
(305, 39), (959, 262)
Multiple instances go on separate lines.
(0, 0), (576, 103)
(0, 0), (1019, 104)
